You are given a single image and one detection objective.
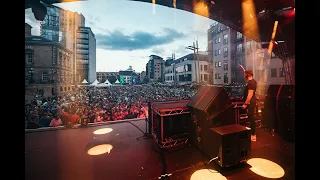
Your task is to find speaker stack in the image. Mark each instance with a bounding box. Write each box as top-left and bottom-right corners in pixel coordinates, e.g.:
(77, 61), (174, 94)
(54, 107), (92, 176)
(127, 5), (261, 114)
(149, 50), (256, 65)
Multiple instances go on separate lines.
(262, 85), (295, 142)
(187, 86), (250, 167)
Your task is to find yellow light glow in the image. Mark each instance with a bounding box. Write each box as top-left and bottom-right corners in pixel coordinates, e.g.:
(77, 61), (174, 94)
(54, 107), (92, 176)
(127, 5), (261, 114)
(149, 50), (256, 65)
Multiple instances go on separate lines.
(93, 128), (113, 135)
(247, 158), (285, 179)
(242, 0), (259, 40)
(258, 110), (262, 113)
(268, 21), (278, 54)
(190, 169), (227, 180)
(193, 1), (209, 18)
(87, 144), (113, 156)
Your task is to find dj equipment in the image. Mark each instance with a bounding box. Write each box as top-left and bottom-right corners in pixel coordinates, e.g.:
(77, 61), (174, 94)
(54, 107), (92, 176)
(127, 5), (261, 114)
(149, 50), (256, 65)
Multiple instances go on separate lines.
(201, 124), (251, 167)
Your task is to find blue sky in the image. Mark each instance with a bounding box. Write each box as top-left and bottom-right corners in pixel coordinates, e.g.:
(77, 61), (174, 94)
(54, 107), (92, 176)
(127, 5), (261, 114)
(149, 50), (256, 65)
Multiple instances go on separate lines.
(25, 0), (216, 72)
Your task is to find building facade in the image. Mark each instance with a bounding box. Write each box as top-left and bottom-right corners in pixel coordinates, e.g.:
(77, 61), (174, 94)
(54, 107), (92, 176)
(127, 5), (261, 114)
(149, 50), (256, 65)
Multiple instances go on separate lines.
(40, 4), (85, 84)
(146, 55), (165, 82)
(164, 53), (210, 85)
(25, 35), (73, 100)
(96, 72), (119, 84)
(208, 22), (286, 89)
(76, 27), (96, 83)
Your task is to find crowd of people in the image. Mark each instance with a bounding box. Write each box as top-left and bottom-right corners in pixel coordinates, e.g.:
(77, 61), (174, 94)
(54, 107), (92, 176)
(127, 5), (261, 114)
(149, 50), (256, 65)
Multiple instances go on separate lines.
(25, 85), (195, 129)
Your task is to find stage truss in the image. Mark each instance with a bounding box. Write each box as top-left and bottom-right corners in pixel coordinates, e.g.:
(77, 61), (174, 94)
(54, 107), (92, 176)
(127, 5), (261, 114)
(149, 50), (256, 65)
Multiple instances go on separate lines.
(151, 101), (190, 149)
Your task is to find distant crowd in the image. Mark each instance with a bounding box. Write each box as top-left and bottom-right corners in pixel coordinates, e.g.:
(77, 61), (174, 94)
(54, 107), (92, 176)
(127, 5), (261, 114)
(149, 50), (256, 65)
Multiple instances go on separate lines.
(25, 85), (195, 129)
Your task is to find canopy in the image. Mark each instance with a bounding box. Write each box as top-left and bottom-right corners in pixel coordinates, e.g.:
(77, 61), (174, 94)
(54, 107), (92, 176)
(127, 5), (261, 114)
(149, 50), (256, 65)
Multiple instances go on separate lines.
(82, 79), (88, 84)
(114, 79), (120, 84)
(104, 79), (112, 85)
(90, 79), (99, 86)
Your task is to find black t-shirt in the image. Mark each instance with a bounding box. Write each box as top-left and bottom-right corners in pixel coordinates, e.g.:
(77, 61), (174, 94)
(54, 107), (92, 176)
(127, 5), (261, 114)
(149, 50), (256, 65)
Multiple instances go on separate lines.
(244, 79), (257, 105)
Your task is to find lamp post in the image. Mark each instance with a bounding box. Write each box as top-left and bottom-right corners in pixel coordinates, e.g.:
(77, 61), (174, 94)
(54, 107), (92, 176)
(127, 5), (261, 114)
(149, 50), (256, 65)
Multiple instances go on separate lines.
(186, 41), (199, 83)
(29, 68), (35, 83)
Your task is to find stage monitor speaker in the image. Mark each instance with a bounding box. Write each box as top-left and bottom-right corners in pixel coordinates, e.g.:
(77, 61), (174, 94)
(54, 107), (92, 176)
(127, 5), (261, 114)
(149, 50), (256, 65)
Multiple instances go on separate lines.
(187, 86), (232, 114)
(201, 124), (251, 167)
(187, 86), (235, 148)
(262, 85), (295, 142)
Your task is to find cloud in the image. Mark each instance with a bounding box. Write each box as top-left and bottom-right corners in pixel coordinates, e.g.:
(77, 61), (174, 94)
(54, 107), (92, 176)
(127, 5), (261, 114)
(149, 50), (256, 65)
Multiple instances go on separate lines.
(95, 28), (186, 51)
(25, 9), (41, 36)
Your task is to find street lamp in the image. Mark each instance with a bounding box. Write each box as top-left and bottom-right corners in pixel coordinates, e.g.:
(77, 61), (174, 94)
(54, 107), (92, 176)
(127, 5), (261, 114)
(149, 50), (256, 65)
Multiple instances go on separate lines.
(29, 68), (35, 83)
(186, 41), (199, 83)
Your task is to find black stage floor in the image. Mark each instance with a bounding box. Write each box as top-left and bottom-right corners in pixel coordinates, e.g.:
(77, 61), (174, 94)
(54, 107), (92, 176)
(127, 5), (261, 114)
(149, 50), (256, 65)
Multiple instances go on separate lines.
(25, 120), (295, 180)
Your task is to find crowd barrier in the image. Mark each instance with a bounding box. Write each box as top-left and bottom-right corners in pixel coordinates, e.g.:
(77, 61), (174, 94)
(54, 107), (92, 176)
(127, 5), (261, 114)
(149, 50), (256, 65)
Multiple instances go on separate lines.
(25, 117), (147, 133)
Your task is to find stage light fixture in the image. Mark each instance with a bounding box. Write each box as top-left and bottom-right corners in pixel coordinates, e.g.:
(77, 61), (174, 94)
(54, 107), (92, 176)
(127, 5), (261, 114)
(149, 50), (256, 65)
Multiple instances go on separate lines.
(93, 128), (113, 135)
(190, 169), (227, 180)
(87, 144), (113, 156)
(247, 158), (285, 179)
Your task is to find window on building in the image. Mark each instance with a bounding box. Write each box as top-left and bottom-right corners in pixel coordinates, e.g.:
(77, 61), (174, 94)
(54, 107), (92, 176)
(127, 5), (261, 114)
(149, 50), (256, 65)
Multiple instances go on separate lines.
(236, 44), (243, 53)
(218, 73), (221, 79)
(271, 68), (277, 77)
(218, 37), (221, 43)
(223, 34), (228, 44)
(246, 41), (252, 50)
(26, 53), (33, 64)
(218, 49), (221, 55)
(204, 74), (208, 81)
(215, 62), (217, 67)
(215, 73), (217, 79)
(215, 50), (217, 56)
(236, 32), (243, 39)
(223, 47), (228, 57)
(204, 65), (208, 71)
(201, 65), (203, 71)
(224, 73), (228, 84)
(279, 68), (285, 77)
(223, 62), (228, 71)
(42, 72), (48, 81)
(218, 61), (221, 67)
(215, 38), (217, 44)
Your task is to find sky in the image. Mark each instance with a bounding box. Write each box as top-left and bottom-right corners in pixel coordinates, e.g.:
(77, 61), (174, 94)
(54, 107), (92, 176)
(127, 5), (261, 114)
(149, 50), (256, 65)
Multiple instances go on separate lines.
(25, 0), (216, 72)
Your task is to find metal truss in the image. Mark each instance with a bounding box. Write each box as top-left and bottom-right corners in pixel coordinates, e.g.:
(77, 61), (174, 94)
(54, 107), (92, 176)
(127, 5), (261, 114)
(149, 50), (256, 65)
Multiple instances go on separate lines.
(152, 132), (189, 149)
(153, 108), (190, 117)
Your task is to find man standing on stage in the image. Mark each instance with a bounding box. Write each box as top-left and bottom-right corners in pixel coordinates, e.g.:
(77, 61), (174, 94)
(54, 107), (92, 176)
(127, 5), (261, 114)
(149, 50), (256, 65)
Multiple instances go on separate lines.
(239, 65), (257, 141)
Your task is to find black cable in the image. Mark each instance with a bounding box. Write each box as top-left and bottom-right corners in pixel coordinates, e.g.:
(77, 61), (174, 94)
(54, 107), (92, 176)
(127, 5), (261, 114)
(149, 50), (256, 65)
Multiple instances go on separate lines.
(127, 121), (145, 135)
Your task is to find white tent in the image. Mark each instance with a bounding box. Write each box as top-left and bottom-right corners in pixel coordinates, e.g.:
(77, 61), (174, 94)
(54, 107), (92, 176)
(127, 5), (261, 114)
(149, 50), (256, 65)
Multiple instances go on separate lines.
(82, 79), (88, 84)
(104, 79), (113, 86)
(90, 79), (99, 86)
(96, 82), (108, 87)
(114, 79), (120, 84)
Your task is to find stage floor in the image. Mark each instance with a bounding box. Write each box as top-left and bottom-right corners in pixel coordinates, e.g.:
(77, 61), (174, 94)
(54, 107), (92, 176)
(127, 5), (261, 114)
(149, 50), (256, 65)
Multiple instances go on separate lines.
(25, 120), (295, 180)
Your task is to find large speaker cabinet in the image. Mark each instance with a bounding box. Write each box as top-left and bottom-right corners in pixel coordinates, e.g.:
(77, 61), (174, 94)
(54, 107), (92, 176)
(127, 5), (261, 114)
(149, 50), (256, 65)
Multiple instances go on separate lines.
(201, 124), (251, 167)
(187, 86), (236, 148)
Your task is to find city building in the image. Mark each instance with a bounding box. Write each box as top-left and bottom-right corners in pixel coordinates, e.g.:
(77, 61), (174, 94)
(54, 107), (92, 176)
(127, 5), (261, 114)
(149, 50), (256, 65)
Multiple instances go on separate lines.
(96, 72), (119, 84)
(164, 53), (210, 85)
(140, 71), (146, 83)
(25, 23), (32, 37)
(208, 22), (286, 88)
(25, 28), (73, 100)
(146, 55), (165, 82)
(40, 4), (85, 84)
(76, 27), (96, 83)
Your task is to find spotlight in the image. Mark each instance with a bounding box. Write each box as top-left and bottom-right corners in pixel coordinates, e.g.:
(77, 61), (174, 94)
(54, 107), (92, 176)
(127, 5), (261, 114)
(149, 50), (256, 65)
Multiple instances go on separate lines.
(247, 158), (285, 179)
(87, 144), (113, 156)
(190, 169), (227, 180)
(93, 128), (113, 135)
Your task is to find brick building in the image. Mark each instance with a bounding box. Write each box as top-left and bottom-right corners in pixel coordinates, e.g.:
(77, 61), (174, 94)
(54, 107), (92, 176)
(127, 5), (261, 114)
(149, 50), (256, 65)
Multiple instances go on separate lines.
(25, 34), (73, 100)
